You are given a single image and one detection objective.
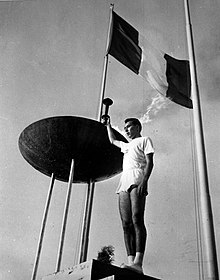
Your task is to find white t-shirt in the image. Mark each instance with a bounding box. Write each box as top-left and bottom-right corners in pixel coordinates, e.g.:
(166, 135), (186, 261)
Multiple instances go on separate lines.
(116, 136), (154, 194)
(120, 137), (154, 171)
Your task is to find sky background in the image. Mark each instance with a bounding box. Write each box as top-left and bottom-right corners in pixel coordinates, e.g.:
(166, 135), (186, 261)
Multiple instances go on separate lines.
(0, 0), (220, 280)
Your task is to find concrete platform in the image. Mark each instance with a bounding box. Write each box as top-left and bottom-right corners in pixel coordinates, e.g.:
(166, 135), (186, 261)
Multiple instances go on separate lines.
(42, 259), (161, 280)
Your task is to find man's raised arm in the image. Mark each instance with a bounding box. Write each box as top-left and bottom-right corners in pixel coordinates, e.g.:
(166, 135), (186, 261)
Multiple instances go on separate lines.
(106, 124), (121, 148)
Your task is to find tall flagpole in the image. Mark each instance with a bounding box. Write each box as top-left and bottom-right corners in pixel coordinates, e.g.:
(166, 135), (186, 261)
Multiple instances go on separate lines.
(98, 4), (114, 121)
(77, 5), (114, 264)
(184, 1), (218, 279)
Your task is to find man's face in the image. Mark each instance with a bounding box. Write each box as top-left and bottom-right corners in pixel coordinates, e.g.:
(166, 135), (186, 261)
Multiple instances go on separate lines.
(124, 121), (140, 139)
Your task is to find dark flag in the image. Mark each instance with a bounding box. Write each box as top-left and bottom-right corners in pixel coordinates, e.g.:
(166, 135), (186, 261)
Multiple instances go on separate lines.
(107, 11), (193, 109)
(108, 11), (142, 74)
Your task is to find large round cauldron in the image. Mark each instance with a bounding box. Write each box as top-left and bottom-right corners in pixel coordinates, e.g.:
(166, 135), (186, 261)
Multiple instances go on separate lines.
(18, 116), (127, 183)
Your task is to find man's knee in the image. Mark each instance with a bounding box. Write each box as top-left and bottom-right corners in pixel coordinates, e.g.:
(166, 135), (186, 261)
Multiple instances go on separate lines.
(121, 219), (134, 232)
(132, 213), (144, 227)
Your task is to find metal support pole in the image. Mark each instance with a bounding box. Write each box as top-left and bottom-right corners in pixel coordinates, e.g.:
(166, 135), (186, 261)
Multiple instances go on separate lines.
(31, 173), (55, 280)
(184, 0), (218, 279)
(55, 159), (74, 272)
(79, 180), (95, 263)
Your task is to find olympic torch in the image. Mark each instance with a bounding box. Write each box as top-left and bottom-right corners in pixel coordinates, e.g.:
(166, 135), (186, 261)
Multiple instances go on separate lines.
(101, 98), (113, 125)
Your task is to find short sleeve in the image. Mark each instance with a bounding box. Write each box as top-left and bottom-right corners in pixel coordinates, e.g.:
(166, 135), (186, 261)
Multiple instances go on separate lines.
(120, 141), (129, 153)
(144, 137), (154, 155)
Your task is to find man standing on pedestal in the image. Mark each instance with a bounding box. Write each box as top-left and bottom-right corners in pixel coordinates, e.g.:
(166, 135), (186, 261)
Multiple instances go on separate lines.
(105, 117), (154, 274)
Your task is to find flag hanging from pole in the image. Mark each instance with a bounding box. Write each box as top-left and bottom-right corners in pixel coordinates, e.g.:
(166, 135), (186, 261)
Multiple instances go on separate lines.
(107, 11), (193, 109)
(107, 11), (142, 74)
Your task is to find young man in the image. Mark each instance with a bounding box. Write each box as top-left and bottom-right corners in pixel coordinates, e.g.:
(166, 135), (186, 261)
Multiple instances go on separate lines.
(106, 118), (154, 274)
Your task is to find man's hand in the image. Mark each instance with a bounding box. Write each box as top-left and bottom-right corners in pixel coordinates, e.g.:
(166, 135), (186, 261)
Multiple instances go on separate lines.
(137, 180), (148, 196)
(101, 115), (110, 125)
(137, 153), (154, 196)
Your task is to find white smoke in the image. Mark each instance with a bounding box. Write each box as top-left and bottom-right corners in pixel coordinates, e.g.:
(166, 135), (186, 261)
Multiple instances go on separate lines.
(112, 94), (171, 133)
(140, 93), (172, 124)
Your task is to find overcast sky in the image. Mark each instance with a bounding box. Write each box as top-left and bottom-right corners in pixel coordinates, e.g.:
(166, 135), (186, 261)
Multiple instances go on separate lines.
(0, 1), (220, 280)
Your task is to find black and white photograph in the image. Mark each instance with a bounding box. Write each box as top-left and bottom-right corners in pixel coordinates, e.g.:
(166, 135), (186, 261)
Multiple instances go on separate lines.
(0, 1), (220, 280)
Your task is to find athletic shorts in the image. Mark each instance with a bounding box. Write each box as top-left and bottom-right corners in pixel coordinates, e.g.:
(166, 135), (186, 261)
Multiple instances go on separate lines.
(116, 168), (148, 195)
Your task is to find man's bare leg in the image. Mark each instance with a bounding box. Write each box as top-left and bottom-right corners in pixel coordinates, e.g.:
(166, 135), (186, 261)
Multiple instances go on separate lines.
(118, 192), (136, 265)
(130, 188), (147, 272)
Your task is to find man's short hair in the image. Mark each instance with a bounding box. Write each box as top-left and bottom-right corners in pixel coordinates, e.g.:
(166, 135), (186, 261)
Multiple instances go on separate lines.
(125, 118), (142, 132)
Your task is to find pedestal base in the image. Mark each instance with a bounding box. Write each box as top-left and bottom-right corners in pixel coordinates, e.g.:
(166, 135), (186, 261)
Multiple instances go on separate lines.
(42, 259), (161, 280)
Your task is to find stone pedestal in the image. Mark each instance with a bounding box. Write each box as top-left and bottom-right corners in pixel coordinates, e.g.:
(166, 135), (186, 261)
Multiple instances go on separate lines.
(42, 259), (161, 280)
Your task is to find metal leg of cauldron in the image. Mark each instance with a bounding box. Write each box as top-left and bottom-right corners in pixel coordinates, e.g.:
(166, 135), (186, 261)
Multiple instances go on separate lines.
(55, 159), (74, 273)
(79, 180), (95, 263)
(31, 173), (55, 280)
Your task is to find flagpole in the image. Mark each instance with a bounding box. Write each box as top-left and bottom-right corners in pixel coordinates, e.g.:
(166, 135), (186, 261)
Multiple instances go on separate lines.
(76, 5), (114, 265)
(184, 1), (218, 279)
(98, 3), (114, 121)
